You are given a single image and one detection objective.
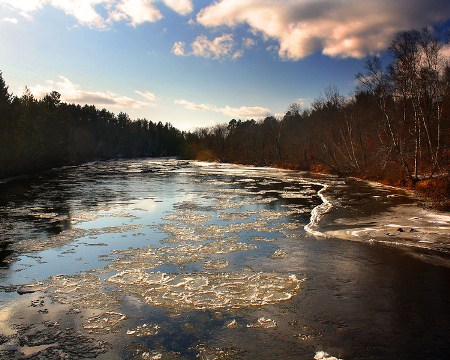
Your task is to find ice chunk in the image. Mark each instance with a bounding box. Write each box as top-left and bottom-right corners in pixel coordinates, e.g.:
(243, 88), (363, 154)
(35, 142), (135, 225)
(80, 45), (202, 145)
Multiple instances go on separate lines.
(126, 323), (160, 337)
(246, 317), (277, 328)
(314, 351), (343, 360)
(108, 271), (303, 310)
(83, 311), (127, 334)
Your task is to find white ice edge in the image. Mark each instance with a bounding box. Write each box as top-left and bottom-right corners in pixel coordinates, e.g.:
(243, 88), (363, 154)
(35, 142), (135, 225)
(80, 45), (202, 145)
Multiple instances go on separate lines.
(304, 183), (332, 238)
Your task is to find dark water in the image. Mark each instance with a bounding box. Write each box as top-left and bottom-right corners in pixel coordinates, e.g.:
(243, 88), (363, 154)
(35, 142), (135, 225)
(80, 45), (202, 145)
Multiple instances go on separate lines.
(0, 159), (449, 359)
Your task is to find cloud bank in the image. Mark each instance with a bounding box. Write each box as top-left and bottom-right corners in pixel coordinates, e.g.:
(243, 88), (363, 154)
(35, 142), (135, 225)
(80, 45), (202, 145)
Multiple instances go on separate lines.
(175, 99), (270, 119)
(2, 0), (449, 59)
(197, 0), (450, 59)
(29, 76), (158, 109)
(0, 0), (194, 28)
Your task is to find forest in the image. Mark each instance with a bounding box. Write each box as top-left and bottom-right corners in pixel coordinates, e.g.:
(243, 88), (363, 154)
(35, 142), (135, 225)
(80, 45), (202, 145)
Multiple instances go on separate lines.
(0, 29), (448, 208)
(0, 75), (184, 179)
(185, 29), (450, 208)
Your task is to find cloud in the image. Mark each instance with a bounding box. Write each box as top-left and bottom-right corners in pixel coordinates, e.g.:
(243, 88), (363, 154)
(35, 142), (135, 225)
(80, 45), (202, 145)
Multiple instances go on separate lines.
(163, 0), (193, 16)
(172, 41), (186, 56)
(191, 34), (237, 59)
(0, 0), (191, 29)
(242, 37), (256, 49)
(109, 0), (162, 27)
(28, 76), (158, 108)
(294, 98), (305, 106)
(175, 99), (271, 119)
(134, 90), (158, 102)
(172, 34), (244, 60)
(0, 0), (45, 13)
(1, 17), (18, 24)
(196, 0), (450, 60)
(52, 0), (110, 29)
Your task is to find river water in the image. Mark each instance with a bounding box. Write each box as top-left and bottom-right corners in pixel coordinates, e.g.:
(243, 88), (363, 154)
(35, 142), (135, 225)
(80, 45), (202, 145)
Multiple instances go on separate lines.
(0, 159), (449, 359)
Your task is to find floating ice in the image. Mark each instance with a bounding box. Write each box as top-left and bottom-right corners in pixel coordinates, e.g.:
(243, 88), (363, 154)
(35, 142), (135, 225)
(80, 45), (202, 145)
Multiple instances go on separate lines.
(217, 211), (256, 221)
(195, 343), (245, 359)
(11, 228), (87, 253)
(226, 319), (238, 328)
(108, 271), (303, 310)
(204, 259), (229, 270)
(247, 317), (277, 328)
(11, 224), (143, 254)
(45, 273), (122, 310)
(249, 236), (276, 243)
(270, 249), (288, 259)
(160, 223), (230, 243)
(163, 210), (213, 226)
(255, 209), (286, 221)
(106, 238), (255, 273)
(126, 323), (160, 337)
(83, 311), (127, 334)
(0, 320), (109, 358)
(314, 351), (343, 360)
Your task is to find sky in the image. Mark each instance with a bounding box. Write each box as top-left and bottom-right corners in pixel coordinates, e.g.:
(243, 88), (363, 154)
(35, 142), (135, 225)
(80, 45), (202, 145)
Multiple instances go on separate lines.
(1, 1), (450, 131)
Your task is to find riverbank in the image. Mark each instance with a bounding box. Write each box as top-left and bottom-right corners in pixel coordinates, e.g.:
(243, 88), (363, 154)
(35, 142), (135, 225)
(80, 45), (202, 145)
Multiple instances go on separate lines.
(245, 161), (450, 212)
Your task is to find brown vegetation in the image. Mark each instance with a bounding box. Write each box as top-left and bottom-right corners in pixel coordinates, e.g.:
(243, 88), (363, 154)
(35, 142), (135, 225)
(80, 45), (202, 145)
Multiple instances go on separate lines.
(415, 177), (450, 211)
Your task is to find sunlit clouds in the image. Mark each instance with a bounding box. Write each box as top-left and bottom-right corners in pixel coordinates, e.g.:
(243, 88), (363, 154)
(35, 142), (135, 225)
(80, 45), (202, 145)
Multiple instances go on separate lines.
(109, 0), (163, 27)
(172, 34), (244, 60)
(1, 16), (17, 23)
(197, 0), (450, 59)
(175, 99), (271, 119)
(0, 0), (45, 13)
(29, 76), (159, 109)
(2, 0), (449, 59)
(0, 0), (193, 28)
(163, 0), (193, 16)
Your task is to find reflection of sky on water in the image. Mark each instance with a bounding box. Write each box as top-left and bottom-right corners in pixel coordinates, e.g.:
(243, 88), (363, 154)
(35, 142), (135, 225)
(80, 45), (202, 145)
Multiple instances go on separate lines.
(0, 159), (322, 286)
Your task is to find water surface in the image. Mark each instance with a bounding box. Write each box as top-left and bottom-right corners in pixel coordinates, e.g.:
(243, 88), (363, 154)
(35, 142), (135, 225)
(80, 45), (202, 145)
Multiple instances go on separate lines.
(0, 159), (449, 359)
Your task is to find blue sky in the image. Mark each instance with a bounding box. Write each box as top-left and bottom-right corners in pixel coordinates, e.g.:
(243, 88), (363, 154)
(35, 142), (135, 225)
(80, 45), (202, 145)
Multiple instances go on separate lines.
(1, 0), (450, 130)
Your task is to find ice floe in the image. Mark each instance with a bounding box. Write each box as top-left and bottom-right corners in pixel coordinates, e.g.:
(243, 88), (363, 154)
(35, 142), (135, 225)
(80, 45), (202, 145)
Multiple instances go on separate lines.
(108, 271), (303, 310)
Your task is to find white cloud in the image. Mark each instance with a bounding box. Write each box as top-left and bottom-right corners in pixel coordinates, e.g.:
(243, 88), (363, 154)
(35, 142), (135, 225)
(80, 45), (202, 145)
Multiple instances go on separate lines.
(28, 76), (158, 108)
(163, 0), (193, 16)
(172, 34), (243, 60)
(0, 0), (110, 28)
(242, 37), (256, 49)
(52, 0), (109, 29)
(1, 17), (18, 24)
(172, 41), (186, 56)
(196, 0), (450, 60)
(175, 99), (270, 119)
(0, 0), (46, 13)
(191, 34), (236, 59)
(175, 99), (216, 112)
(294, 98), (305, 106)
(134, 90), (158, 102)
(109, 0), (162, 27)
(0, 0), (191, 29)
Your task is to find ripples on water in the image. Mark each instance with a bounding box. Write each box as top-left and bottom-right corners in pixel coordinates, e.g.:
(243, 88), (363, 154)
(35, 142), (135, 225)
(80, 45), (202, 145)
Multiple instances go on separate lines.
(0, 158), (449, 359)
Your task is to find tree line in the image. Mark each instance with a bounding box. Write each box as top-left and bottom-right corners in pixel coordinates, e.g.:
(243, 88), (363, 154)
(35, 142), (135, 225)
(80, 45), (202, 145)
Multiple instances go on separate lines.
(185, 29), (450, 204)
(0, 76), (184, 178)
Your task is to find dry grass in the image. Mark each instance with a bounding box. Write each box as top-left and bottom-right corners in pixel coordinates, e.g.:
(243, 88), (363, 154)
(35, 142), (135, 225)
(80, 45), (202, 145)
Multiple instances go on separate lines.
(415, 176), (450, 211)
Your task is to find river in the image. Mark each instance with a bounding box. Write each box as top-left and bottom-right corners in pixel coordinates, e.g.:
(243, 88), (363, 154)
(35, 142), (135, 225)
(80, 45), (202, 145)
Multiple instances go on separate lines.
(0, 158), (449, 359)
